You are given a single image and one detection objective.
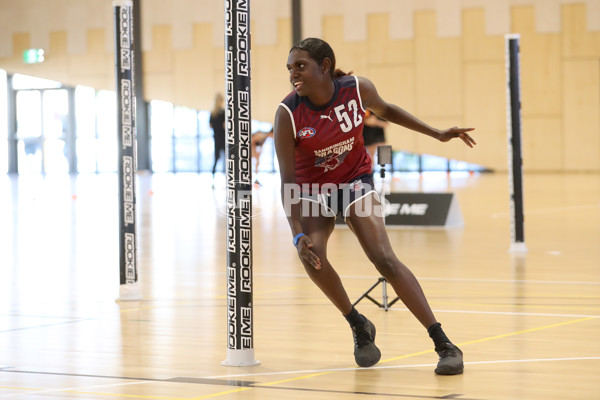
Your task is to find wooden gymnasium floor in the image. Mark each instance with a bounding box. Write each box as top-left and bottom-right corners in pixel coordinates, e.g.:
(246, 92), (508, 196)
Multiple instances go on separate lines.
(0, 171), (599, 400)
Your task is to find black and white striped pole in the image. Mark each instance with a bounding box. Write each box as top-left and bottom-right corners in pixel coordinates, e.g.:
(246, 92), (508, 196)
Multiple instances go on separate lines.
(114, 0), (142, 299)
(221, 0), (259, 366)
(505, 34), (527, 254)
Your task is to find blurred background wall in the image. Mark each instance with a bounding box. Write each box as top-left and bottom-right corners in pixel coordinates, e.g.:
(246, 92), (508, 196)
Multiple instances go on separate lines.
(0, 0), (598, 172)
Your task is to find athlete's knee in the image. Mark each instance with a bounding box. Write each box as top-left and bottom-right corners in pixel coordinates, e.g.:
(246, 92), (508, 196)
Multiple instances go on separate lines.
(369, 251), (401, 279)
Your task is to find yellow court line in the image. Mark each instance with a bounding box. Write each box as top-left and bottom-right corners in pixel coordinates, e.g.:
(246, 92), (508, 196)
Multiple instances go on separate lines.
(382, 316), (599, 363)
(429, 301), (600, 312)
(0, 386), (41, 391)
(187, 387), (251, 400)
(185, 316), (600, 399)
(253, 371), (333, 387)
(5, 316), (598, 400)
(457, 316), (599, 347)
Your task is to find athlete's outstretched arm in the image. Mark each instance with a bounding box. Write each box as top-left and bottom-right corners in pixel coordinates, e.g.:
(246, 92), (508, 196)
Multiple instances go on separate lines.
(358, 76), (476, 148)
(273, 106), (321, 269)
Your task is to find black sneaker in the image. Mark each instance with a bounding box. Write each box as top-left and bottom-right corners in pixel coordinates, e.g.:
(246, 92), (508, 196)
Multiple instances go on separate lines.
(434, 343), (463, 375)
(351, 317), (381, 367)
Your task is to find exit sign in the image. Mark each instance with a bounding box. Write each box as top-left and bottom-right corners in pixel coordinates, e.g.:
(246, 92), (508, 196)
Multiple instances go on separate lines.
(23, 48), (45, 64)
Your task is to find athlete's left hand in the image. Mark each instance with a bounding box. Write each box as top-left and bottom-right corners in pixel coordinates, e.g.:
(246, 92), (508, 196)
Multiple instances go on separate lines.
(438, 127), (476, 148)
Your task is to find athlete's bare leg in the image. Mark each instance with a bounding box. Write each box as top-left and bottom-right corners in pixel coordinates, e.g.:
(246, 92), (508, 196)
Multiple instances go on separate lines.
(299, 212), (353, 315)
(345, 193), (437, 328)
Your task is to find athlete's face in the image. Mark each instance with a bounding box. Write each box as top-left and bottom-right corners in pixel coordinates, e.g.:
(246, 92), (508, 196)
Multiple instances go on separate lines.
(286, 49), (329, 97)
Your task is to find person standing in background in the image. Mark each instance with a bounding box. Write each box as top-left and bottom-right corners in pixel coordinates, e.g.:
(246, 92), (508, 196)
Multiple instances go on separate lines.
(209, 93), (226, 188)
(362, 110), (388, 165)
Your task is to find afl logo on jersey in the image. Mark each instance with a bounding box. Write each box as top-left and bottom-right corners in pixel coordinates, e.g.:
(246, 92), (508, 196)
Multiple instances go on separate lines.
(297, 127), (316, 140)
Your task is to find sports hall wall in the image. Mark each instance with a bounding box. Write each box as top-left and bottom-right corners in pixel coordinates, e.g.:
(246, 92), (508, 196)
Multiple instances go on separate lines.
(0, 0), (598, 172)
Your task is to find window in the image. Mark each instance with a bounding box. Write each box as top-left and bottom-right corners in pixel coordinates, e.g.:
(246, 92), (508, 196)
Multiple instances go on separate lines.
(94, 91), (117, 173)
(0, 70), (8, 174)
(150, 100), (174, 173)
(173, 107), (199, 172)
(75, 86), (99, 173)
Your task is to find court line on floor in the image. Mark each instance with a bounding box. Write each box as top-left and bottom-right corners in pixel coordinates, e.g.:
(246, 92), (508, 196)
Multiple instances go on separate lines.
(1, 381), (154, 399)
(412, 308), (600, 319)
(203, 315), (598, 384)
(3, 356), (598, 400)
(255, 273), (600, 286)
(204, 356), (600, 380)
(0, 318), (91, 334)
(490, 203), (600, 219)
(1, 317), (597, 399)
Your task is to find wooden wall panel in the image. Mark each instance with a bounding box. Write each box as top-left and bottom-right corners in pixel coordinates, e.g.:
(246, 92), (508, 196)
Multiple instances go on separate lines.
(1, 2), (599, 172)
(322, 16), (368, 77)
(368, 65), (418, 153)
(251, 19), (292, 124)
(562, 4), (600, 58)
(414, 11), (462, 119)
(69, 29), (112, 90)
(522, 117), (564, 172)
(512, 7), (562, 117)
(463, 62), (507, 170)
(562, 60), (600, 171)
(462, 9), (503, 62)
(173, 24), (215, 110)
(366, 14), (414, 65)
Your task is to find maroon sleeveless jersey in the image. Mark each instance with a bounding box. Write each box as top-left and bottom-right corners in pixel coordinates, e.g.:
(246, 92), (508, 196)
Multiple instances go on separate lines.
(279, 75), (372, 190)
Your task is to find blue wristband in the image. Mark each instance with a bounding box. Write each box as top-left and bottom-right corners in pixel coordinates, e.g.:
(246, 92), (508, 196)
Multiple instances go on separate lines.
(293, 233), (305, 246)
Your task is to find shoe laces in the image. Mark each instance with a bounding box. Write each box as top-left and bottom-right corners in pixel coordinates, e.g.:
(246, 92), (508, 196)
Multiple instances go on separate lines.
(352, 323), (373, 348)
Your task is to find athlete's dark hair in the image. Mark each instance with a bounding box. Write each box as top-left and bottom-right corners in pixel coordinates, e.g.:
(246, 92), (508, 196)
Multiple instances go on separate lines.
(290, 37), (350, 78)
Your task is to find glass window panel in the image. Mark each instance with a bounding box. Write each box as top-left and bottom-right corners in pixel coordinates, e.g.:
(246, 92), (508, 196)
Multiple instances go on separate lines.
(392, 151), (420, 171)
(199, 136), (215, 172)
(198, 110), (214, 172)
(151, 137), (173, 172)
(0, 69), (7, 173)
(12, 74), (61, 90)
(75, 86), (96, 138)
(174, 137), (198, 172)
(95, 91), (117, 172)
(43, 90), (68, 139)
(449, 159), (486, 172)
(150, 100), (174, 138)
(421, 154), (448, 171)
(252, 120), (272, 134)
(43, 138), (68, 174)
(256, 138), (275, 173)
(150, 100), (174, 172)
(75, 86), (99, 173)
(198, 110), (212, 138)
(96, 138), (117, 173)
(77, 137), (99, 173)
(96, 91), (116, 140)
(16, 91), (42, 138)
(41, 90), (69, 174)
(17, 138), (42, 174)
(174, 107), (197, 137)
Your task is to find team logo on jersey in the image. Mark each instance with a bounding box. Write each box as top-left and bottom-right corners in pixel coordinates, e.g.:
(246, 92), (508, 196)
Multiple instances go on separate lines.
(314, 138), (354, 172)
(316, 152), (349, 172)
(298, 127), (316, 140)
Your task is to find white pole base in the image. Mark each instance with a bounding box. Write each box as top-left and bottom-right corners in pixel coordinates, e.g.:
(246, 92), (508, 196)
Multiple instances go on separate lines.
(509, 242), (528, 253)
(117, 282), (142, 301)
(221, 349), (260, 367)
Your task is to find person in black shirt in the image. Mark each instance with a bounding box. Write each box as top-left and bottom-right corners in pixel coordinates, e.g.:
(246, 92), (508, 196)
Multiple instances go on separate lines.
(209, 93), (226, 187)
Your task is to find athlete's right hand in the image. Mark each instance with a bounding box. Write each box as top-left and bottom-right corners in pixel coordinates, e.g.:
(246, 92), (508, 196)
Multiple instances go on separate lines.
(296, 235), (322, 270)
